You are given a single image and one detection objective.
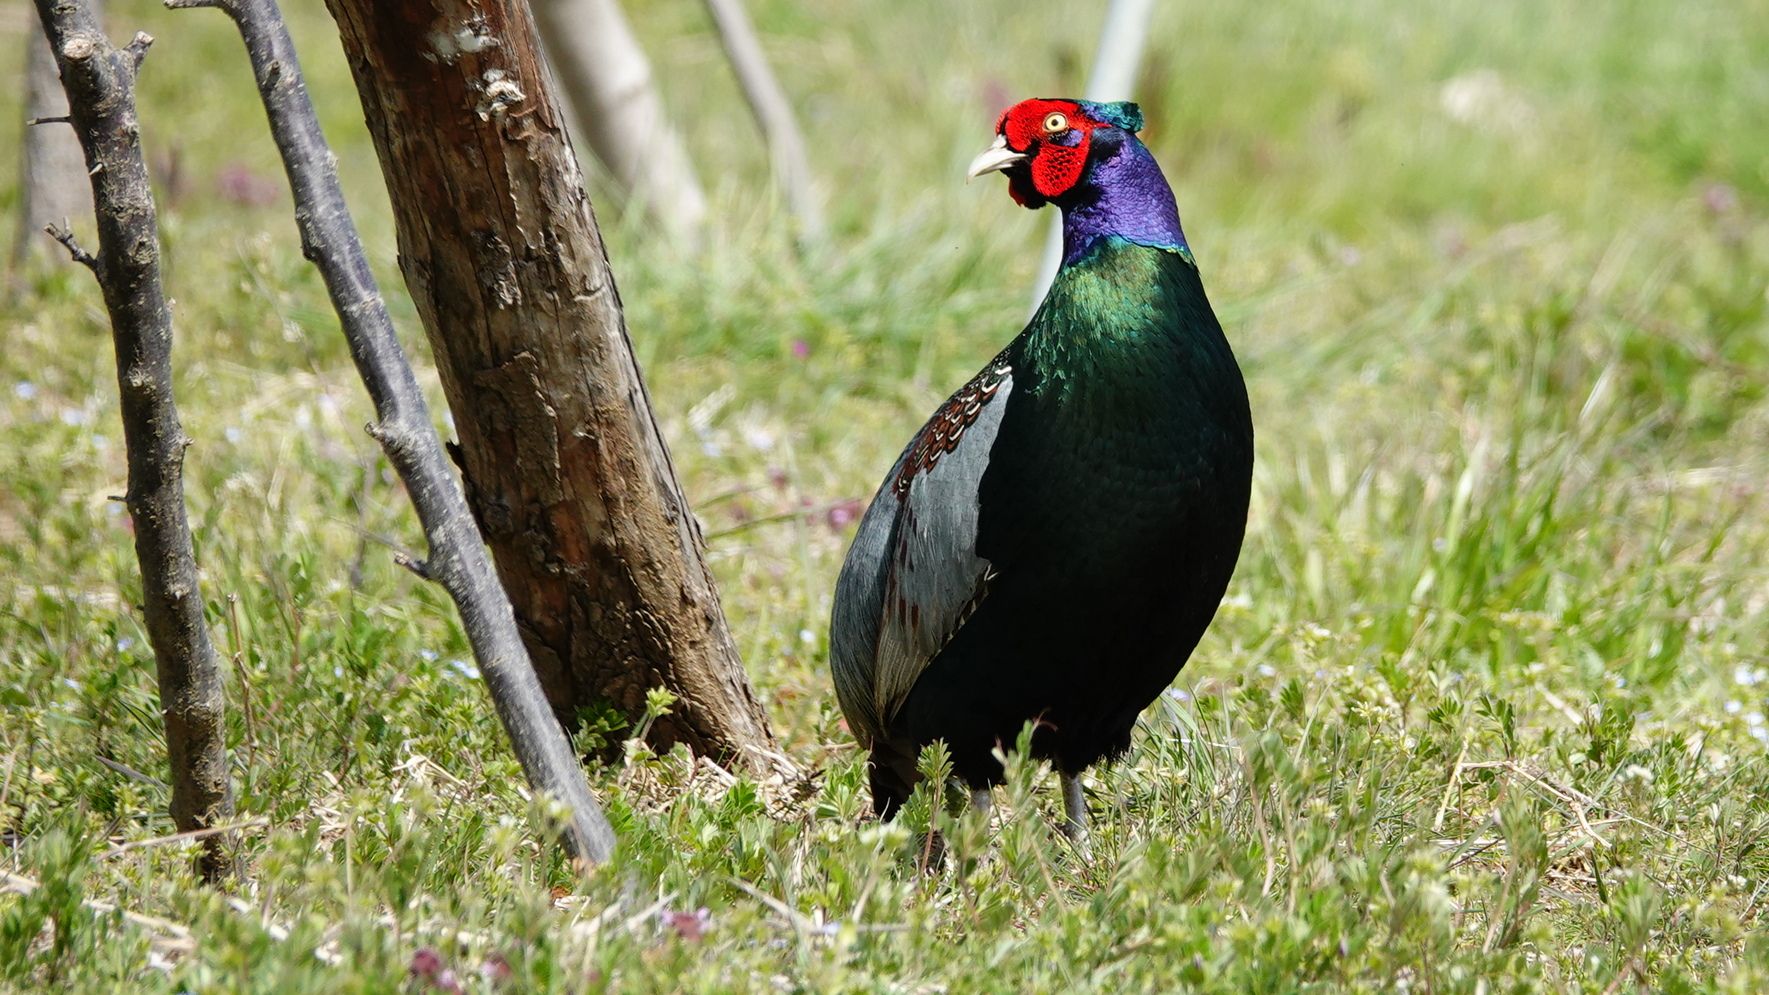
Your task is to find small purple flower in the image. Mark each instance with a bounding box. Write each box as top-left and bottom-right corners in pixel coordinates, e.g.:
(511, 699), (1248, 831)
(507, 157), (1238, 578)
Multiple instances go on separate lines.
(1704, 182), (1739, 217)
(410, 947), (444, 980)
(825, 498), (864, 531)
(790, 339), (810, 360)
(658, 906), (712, 942)
(215, 162), (281, 207)
(480, 952), (513, 985)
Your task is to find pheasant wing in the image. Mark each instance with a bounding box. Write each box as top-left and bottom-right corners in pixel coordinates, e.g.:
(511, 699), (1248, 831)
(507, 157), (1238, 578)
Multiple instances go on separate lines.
(830, 358), (1015, 747)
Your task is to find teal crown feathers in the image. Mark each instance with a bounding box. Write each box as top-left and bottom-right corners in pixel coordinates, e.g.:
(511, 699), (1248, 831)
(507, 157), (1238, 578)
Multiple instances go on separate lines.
(1076, 100), (1144, 133)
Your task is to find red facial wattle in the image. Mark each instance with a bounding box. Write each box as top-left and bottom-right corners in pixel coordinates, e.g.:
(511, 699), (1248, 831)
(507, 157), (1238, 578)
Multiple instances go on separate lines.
(996, 99), (1101, 203)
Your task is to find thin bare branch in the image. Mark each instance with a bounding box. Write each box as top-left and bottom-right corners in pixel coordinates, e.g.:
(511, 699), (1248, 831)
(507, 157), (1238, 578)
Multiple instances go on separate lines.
(33, 0), (236, 881)
(98, 818), (269, 860)
(699, 0), (822, 240)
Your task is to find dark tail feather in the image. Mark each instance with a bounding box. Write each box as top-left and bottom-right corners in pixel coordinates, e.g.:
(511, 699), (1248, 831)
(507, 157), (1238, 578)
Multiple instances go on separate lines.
(868, 738), (920, 820)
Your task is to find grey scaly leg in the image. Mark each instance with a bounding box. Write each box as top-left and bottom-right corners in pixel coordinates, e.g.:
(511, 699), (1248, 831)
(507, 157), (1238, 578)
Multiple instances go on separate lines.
(970, 786), (993, 816)
(1061, 772), (1090, 844)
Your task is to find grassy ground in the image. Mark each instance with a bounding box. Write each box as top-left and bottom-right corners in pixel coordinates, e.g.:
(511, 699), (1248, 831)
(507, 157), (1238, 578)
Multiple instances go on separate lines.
(2, 0), (1767, 990)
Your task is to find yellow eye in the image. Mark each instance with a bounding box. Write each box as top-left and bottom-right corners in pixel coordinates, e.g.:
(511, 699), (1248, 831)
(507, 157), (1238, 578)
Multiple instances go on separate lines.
(1042, 112), (1069, 133)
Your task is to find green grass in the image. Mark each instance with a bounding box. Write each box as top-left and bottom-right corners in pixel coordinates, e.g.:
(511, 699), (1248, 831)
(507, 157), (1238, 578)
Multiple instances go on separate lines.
(3, 0), (1768, 990)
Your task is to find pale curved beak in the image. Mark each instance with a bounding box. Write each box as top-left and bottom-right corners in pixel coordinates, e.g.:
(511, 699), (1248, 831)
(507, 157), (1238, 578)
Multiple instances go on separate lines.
(966, 135), (1027, 182)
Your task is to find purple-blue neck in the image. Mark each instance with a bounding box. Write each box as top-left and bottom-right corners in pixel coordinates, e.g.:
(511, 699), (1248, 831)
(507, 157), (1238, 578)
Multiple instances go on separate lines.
(1059, 132), (1189, 265)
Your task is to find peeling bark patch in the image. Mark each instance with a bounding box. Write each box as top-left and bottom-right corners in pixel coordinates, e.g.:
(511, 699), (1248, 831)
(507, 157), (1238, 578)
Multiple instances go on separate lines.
(470, 228), (521, 307)
(425, 17), (501, 64)
(473, 352), (564, 504)
(475, 68), (525, 120)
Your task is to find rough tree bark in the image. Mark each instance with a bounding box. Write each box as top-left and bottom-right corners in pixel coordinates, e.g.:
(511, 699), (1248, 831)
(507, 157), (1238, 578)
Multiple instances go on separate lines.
(699, 0), (821, 240)
(10, 0), (98, 276)
(165, 0), (616, 865)
(321, 0), (784, 774)
(30, 0), (234, 880)
(530, 0), (707, 244)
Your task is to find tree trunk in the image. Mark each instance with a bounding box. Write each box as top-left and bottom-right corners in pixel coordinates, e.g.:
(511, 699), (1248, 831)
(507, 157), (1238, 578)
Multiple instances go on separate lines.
(166, 0), (615, 864)
(30, 0), (235, 881)
(323, 0), (783, 774)
(530, 0), (707, 245)
(10, 0), (99, 275)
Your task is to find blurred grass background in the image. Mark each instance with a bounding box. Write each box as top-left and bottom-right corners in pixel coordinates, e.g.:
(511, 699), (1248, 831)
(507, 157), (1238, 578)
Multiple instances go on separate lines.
(1, 0), (1767, 990)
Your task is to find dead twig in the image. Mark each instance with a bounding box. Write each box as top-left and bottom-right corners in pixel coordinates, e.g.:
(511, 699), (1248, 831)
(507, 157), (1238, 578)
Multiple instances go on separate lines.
(43, 222), (98, 272)
(99, 818), (268, 860)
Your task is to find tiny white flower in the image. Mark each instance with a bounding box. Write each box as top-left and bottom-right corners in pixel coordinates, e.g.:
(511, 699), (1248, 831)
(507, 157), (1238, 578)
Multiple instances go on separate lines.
(14, 382), (38, 400)
(742, 424), (776, 452)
